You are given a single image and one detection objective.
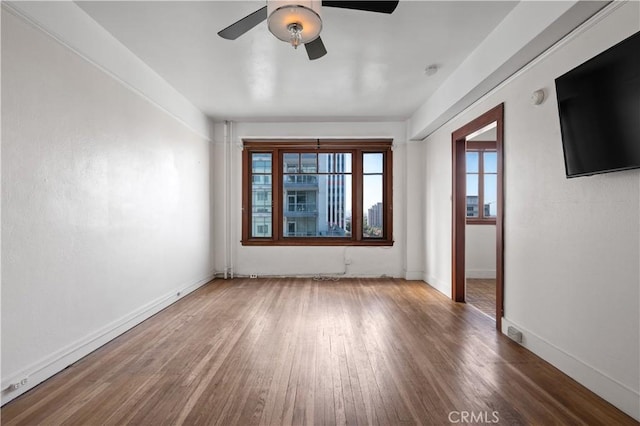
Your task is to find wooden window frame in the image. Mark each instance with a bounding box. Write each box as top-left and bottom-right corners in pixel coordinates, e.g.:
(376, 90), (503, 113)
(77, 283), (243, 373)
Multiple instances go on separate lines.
(242, 139), (393, 246)
(466, 141), (497, 225)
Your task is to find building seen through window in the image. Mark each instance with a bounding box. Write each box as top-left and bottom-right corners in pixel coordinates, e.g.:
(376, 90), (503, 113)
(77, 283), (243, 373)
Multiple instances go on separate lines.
(281, 152), (351, 237)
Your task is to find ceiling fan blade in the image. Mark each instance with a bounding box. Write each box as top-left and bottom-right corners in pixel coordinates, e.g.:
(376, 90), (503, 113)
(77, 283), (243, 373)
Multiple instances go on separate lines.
(305, 37), (327, 60)
(322, 1), (399, 14)
(218, 6), (268, 40)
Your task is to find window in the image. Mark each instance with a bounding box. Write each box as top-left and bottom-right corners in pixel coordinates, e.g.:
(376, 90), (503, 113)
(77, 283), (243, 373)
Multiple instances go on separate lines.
(242, 139), (393, 245)
(466, 141), (497, 224)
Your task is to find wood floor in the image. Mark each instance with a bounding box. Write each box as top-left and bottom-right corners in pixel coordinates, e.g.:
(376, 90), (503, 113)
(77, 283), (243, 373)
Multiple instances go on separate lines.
(2, 278), (635, 425)
(466, 279), (496, 320)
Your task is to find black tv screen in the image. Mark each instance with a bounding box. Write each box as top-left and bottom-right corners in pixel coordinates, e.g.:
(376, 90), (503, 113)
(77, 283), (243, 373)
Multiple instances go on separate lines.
(555, 30), (640, 178)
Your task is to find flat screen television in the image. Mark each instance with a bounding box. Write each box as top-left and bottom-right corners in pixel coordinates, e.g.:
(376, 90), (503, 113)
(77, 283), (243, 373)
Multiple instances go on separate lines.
(555, 30), (640, 178)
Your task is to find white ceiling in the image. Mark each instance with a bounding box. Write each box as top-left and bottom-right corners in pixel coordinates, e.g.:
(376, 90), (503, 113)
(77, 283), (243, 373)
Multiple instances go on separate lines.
(76, 1), (519, 122)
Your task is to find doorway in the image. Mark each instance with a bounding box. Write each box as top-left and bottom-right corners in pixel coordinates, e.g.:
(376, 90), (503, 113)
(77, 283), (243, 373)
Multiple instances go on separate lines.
(452, 103), (504, 331)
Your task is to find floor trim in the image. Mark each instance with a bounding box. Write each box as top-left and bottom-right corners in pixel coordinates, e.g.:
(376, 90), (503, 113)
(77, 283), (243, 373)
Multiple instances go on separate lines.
(501, 317), (640, 421)
(1, 272), (215, 405)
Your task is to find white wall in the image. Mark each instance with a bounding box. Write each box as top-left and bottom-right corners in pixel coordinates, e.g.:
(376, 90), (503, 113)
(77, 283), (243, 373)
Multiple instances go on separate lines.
(1, 11), (214, 403)
(408, 1), (608, 140)
(214, 121), (421, 279)
(465, 225), (496, 279)
(3, 1), (210, 140)
(403, 140), (426, 280)
(423, 2), (639, 419)
(423, 123), (452, 293)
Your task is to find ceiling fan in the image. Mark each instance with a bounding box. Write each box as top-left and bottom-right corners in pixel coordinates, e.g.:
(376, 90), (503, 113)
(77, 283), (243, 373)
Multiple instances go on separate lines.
(218, 0), (399, 60)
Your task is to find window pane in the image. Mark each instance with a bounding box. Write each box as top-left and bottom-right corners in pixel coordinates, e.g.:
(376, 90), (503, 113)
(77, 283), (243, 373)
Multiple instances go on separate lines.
(251, 185), (272, 237)
(251, 187), (271, 212)
(300, 153), (317, 173)
(318, 153), (333, 173)
(343, 174), (352, 236)
(253, 217), (270, 237)
(466, 151), (479, 173)
(484, 173), (497, 217)
(363, 153), (383, 173)
(285, 190), (315, 215)
(251, 152), (272, 237)
(283, 159), (351, 238)
(253, 174), (272, 184)
(466, 174), (479, 218)
(341, 153), (352, 173)
(252, 153), (271, 173)
(285, 174), (318, 185)
(283, 153), (299, 173)
(320, 174), (351, 237)
(484, 151), (497, 173)
(466, 174), (478, 196)
(363, 174), (383, 238)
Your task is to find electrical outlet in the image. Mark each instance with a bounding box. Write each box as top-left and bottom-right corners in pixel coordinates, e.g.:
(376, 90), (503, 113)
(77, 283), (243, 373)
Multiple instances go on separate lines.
(8, 377), (27, 391)
(249, 274), (258, 279)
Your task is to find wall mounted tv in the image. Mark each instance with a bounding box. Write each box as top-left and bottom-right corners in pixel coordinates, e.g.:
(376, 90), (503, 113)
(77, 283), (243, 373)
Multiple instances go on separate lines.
(555, 30), (640, 178)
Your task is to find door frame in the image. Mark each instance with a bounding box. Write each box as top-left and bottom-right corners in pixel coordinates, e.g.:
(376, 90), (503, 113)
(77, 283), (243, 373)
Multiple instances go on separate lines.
(452, 103), (504, 331)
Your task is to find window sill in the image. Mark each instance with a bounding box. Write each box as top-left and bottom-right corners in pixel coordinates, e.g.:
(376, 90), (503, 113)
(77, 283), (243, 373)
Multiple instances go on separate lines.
(466, 218), (497, 225)
(241, 239), (394, 247)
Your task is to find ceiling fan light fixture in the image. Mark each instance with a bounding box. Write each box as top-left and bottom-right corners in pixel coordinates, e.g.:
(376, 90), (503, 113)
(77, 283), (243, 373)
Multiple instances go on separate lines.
(287, 23), (303, 49)
(267, 0), (322, 48)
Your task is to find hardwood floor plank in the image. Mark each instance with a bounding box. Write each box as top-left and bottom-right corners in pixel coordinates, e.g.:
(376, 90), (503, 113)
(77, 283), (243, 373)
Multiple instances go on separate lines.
(2, 278), (636, 425)
(466, 278), (496, 319)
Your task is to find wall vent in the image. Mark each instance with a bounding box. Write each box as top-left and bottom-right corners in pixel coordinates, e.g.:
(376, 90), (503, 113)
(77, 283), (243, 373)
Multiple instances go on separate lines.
(507, 326), (523, 343)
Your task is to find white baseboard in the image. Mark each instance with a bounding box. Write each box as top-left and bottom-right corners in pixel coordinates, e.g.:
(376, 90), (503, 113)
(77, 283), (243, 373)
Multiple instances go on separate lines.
(424, 274), (451, 298)
(404, 270), (424, 281)
(501, 317), (640, 421)
(1, 272), (215, 405)
(465, 269), (496, 279)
